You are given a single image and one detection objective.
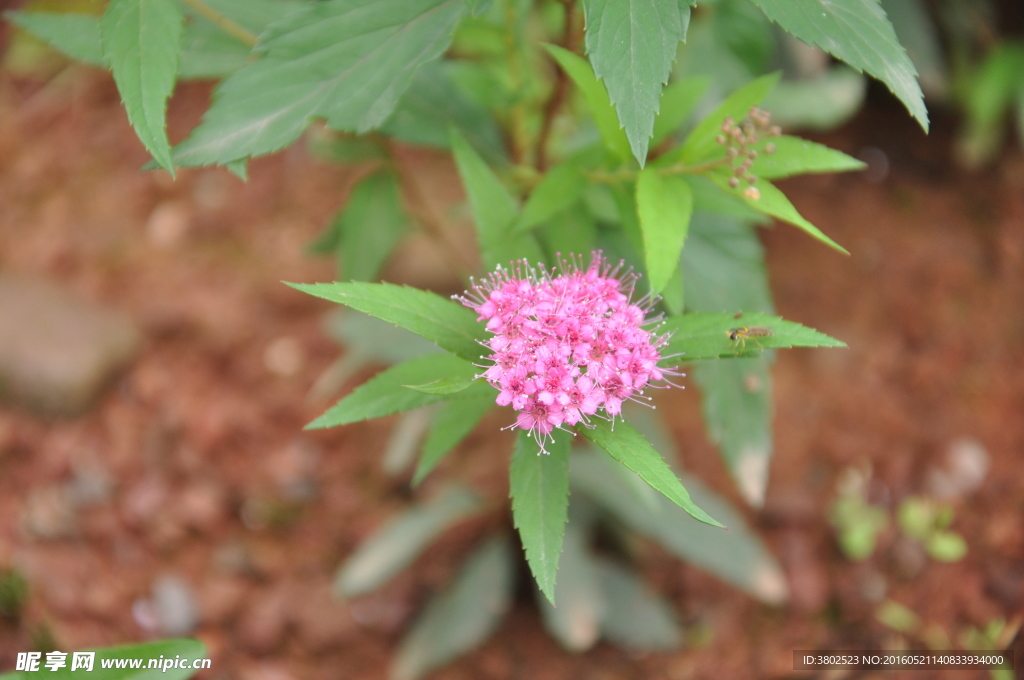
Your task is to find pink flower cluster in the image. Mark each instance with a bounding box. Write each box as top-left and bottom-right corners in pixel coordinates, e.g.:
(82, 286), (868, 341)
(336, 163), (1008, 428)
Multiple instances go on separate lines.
(456, 254), (680, 450)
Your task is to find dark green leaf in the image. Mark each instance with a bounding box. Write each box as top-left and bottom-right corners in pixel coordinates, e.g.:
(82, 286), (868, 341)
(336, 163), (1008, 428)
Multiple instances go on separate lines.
(662, 311), (846, 361)
(334, 171), (409, 281)
(413, 397), (493, 486)
(510, 429), (572, 605)
(535, 513), (604, 651)
(582, 0), (691, 164)
(5, 12), (105, 66)
(287, 281), (486, 362)
(306, 353), (492, 428)
(404, 377), (477, 395)
(635, 170), (693, 293)
(514, 162), (587, 233)
(537, 205), (598, 262)
(101, 0), (183, 174)
(579, 421), (721, 527)
(594, 558), (681, 649)
(713, 0), (776, 74)
(651, 76), (710, 146)
(172, 0), (466, 167)
(0, 639), (207, 680)
(392, 535), (515, 680)
(334, 486), (481, 597)
(749, 0), (928, 130)
(751, 135), (865, 179)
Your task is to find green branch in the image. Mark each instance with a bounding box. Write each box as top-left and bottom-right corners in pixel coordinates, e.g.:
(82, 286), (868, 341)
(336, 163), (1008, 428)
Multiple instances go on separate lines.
(178, 0), (259, 48)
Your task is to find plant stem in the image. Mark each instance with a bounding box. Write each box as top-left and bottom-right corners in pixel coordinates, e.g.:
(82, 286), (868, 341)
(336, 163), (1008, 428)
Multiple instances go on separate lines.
(586, 157), (731, 184)
(178, 0), (259, 48)
(536, 0), (580, 171)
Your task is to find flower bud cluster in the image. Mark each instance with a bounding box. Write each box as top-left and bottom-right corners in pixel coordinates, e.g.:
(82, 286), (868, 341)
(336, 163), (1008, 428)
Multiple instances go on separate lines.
(456, 254), (679, 451)
(715, 106), (781, 201)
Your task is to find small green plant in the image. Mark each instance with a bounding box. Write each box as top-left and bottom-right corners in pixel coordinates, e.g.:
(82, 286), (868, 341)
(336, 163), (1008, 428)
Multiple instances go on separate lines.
(896, 495), (967, 562)
(829, 468), (889, 561)
(0, 568), (28, 622)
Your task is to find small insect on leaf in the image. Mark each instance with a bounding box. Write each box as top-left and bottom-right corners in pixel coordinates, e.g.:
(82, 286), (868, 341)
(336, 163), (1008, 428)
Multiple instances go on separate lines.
(727, 326), (773, 352)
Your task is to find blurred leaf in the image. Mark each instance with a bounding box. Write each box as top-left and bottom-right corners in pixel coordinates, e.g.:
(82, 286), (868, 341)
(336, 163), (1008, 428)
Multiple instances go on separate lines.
(680, 211), (771, 312)
(382, 408), (434, 477)
(581, 0), (692, 164)
(958, 44), (1024, 166)
(307, 353), (492, 428)
(462, 0), (494, 15)
(535, 513), (604, 651)
(713, 0), (775, 74)
(545, 44), (632, 162)
(651, 75), (710, 146)
(876, 599), (921, 633)
(5, 12), (105, 66)
(679, 72), (780, 163)
(329, 171), (410, 282)
(762, 66), (867, 131)
(510, 429), (572, 605)
(514, 162), (587, 233)
(334, 486), (481, 597)
(571, 451), (788, 603)
(172, 0), (466, 167)
(450, 128), (544, 269)
(926, 531), (967, 562)
(751, 135), (865, 179)
(101, 0), (183, 175)
(413, 397), (493, 485)
(0, 639), (207, 680)
(636, 170), (693, 293)
(662, 311), (846, 360)
(684, 176), (767, 222)
(325, 310), (440, 363)
(749, 0), (928, 130)
(197, 0), (309, 31)
(537, 204), (598, 261)
(404, 376), (477, 396)
(392, 535), (515, 680)
(595, 558), (682, 649)
(288, 281), (486, 362)
(580, 421), (721, 527)
(880, 0), (947, 96)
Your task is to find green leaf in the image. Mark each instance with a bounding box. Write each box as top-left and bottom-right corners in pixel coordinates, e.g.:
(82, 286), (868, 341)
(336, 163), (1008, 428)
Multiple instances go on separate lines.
(708, 171), (848, 254)
(579, 421), (721, 527)
(679, 72), (780, 164)
(450, 128), (544, 269)
(651, 75), (711, 146)
(392, 535), (515, 680)
(761, 65), (867, 131)
(749, 0), (928, 131)
(661, 311), (846, 361)
(462, 0), (494, 16)
(172, 0), (466, 167)
(306, 353), (492, 428)
(0, 639), (207, 680)
(287, 281), (486, 362)
(101, 0), (183, 175)
(404, 376), (477, 395)
(5, 12), (105, 66)
(535, 512), (604, 651)
(413, 397), (493, 486)
(751, 135), (865, 179)
(333, 171), (409, 281)
(544, 44), (632, 162)
(537, 204), (598, 261)
(333, 486), (481, 597)
(510, 429), (572, 605)
(582, 0), (691, 165)
(594, 558), (682, 649)
(514, 162), (587, 233)
(635, 170), (693, 293)
(680, 211), (772, 312)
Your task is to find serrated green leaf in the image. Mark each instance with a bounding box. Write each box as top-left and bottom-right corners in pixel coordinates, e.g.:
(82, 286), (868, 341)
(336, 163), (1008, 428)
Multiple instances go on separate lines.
(101, 0), (183, 175)
(172, 0), (466, 167)
(594, 558), (681, 649)
(287, 281), (486, 362)
(749, 0), (928, 131)
(679, 72), (780, 164)
(413, 397), (493, 486)
(334, 171), (409, 281)
(636, 170), (693, 293)
(544, 44), (632, 162)
(579, 421), (721, 527)
(334, 486), (481, 597)
(514, 162), (587, 233)
(708, 171), (848, 254)
(582, 0), (691, 165)
(306, 353), (492, 428)
(450, 128), (544, 269)
(392, 535), (515, 680)
(751, 135), (865, 179)
(5, 12), (105, 66)
(404, 376), (476, 395)
(510, 429), (572, 605)
(0, 639), (207, 680)
(651, 76), (710, 146)
(661, 311), (846, 360)
(535, 514), (604, 651)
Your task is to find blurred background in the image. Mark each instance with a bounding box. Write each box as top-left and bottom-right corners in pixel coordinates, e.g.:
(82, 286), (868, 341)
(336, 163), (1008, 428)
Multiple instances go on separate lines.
(1, 0), (1023, 678)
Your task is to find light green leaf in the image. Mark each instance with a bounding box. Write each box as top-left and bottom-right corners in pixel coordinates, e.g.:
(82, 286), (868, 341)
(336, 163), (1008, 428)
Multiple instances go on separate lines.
(450, 128), (544, 269)
(101, 0), (183, 175)
(708, 171), (848, 254)
(306, 353), (492, 428)
(580, 421), (721, 527)
(462, 0), (494, 15)
(287, 281), (486, 362)
(582, 0), (691, 165)
(881, 0), (947, 96)
(651, 75), (710, 146)
(0, 639), (207, 680)
(334, 486), (481, 597)
(762, 65), (867, 131)
(751, 135), (865, 179)
(535, 513), (604, 651)
(5, 12), (105, 66)
(749, 0), (928, 130)
(514, 162), (587, 233)
(510, 429), (572, 605)
(325, 310), (442, 364)
(680, 211), (772, 311)
(635, 170), (693, 293)
(537, 204), (598, 262)
(544, 44), (632, 162)
(392, 535), (515, 680)
(594, 558), (681, 649)
(679, 72), (780, 164)
(404, 376), (477, 395)
(413, 397), (493, 486)
(333, 171), (409, 282)
(661, 311), (846, 360)
(172, 0), (466, 167)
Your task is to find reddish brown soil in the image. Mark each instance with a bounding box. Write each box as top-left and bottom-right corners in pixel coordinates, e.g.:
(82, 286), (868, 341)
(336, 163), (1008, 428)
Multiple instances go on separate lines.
(1, 68), (1022, 680)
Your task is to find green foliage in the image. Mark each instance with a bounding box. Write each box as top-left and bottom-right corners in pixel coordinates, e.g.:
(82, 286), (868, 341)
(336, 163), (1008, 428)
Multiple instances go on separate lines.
(0, 568), (28, 620)
(413, 397), (493, 485)
(635, 170), (692, 293)
(0, 639), (207, 680)
(5, 12), (105, 66)
(662, 311), (846, 360)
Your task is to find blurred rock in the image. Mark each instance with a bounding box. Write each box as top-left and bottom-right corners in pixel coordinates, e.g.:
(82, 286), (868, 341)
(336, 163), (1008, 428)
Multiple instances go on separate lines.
(200, 576), (247, 626)
(145, 201), (192, 248)
(20, 486), (77, 539)
(237, 583), (292, 654)
(925, 438), (989, 500)
(152, 574), (199, 636)
(292, 584), (354, 653)
(0, 273), (140, 416)
(263, 337), (305, 377)
(176, 481), (229, 531)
